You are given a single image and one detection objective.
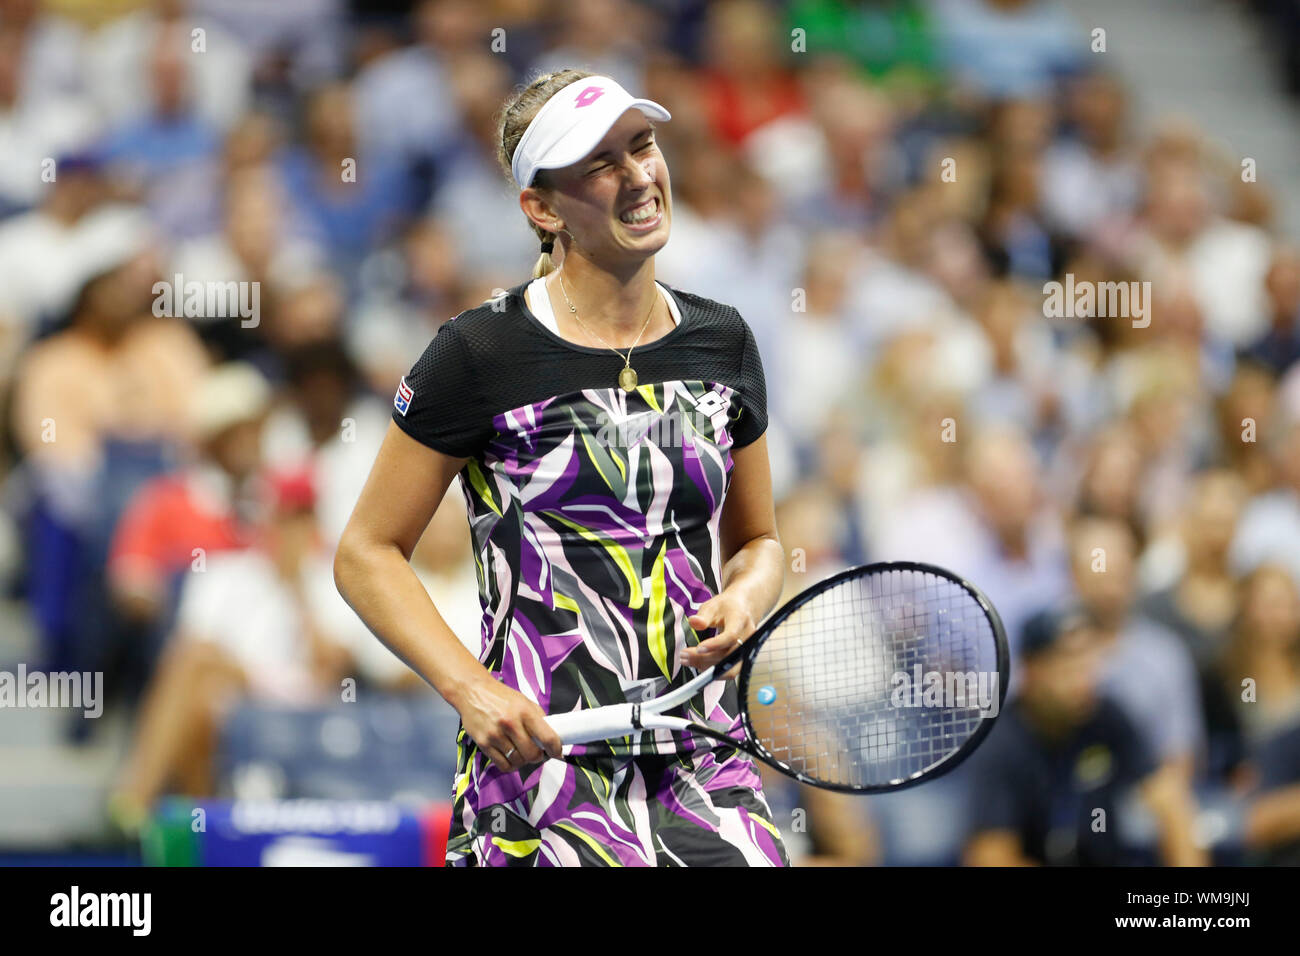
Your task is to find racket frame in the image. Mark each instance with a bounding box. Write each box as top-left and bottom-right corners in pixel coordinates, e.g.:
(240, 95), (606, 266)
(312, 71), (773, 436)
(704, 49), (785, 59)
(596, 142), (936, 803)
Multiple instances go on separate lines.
(544, 561), (1010, 794)
(734, 560), (1010, 793)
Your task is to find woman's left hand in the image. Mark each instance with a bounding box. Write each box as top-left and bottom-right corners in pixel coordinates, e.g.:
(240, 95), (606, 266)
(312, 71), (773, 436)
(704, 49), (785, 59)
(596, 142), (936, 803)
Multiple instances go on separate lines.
(683, 590), (759, 679)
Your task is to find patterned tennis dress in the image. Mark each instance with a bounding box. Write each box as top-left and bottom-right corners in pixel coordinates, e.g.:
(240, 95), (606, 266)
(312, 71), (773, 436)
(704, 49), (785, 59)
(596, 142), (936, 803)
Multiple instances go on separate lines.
(392, 277), (788, 867)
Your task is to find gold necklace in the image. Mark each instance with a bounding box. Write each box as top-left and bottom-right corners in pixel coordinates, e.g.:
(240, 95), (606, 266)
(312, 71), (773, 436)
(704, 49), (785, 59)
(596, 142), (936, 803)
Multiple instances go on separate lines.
(557, 269), (658, 392)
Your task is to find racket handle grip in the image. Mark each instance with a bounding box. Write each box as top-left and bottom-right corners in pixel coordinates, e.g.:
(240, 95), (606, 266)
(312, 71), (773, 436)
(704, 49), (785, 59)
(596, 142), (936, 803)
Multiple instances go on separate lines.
(540, 704), (639, 745)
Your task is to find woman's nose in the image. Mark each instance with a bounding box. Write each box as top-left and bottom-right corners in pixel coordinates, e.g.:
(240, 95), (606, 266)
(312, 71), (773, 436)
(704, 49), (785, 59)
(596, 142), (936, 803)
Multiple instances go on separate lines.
(622, 154), (654, 186)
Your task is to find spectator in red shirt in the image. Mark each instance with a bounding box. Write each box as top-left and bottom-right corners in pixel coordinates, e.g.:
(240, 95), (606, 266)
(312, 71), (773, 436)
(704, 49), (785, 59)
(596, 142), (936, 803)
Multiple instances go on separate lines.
(107, 361), (272, 630)
(107, 465), (404, 835)
(699, 0), (806, 148)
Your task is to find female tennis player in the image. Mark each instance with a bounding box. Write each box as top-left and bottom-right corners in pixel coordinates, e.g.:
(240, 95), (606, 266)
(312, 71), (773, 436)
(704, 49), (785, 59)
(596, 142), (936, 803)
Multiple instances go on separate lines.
(334, 69), (789, 866)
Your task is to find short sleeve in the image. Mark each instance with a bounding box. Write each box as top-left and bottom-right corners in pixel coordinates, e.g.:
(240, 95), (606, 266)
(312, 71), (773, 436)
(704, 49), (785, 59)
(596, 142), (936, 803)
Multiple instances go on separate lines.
(391, 319), (490, 458)
(731, 319), (769, 449)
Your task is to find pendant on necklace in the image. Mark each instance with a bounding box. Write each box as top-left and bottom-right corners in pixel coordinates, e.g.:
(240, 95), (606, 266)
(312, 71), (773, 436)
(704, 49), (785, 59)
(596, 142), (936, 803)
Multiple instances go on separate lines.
(618, 367), (638, 392)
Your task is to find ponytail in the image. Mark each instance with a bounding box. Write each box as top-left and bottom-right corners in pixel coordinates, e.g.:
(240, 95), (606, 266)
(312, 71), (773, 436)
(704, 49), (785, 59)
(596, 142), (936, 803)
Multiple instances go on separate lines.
(497, 69), (595, 282)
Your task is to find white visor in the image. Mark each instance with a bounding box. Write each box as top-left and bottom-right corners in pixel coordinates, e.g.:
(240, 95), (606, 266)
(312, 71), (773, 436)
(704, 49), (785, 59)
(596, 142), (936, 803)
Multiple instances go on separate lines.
(511, 75), (671, 189)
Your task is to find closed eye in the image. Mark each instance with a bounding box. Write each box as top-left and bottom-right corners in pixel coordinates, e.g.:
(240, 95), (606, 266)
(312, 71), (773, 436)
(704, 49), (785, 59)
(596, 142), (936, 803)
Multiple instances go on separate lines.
(587, 136), (657, 175)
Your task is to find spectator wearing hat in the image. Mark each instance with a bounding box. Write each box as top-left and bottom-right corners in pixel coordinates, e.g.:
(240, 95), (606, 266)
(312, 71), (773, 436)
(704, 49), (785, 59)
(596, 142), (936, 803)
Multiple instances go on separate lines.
(106, 462), (410, 835)
(106, 362), (272, 696)
(964, 606), (1206, 866)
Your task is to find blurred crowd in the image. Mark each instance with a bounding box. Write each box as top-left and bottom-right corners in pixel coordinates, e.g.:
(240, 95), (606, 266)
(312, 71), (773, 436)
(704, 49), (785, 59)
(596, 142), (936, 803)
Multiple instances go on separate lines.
(2, 0), (1299, 865)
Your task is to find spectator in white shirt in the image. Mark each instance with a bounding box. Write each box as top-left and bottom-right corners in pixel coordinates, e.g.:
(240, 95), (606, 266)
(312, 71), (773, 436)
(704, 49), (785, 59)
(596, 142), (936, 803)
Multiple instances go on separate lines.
(106, 465), (411, 834)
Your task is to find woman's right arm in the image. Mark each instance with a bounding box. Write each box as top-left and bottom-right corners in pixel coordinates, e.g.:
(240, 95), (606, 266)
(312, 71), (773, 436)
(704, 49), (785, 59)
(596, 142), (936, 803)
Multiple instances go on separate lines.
(333, 421), (561, 772)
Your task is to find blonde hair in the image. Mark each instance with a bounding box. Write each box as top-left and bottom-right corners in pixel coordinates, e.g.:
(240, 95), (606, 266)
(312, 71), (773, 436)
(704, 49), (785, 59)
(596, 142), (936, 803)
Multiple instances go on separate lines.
(496, 68), (595, 278)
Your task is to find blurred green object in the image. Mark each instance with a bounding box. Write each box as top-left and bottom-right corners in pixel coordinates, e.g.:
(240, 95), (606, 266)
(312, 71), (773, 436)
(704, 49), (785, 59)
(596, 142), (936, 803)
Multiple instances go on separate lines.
(140, 797), (200, 867)
(786, 0), (939, 85)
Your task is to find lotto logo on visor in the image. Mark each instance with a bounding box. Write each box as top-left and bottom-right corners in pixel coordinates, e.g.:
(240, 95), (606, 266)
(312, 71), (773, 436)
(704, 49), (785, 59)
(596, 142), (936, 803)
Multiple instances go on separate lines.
(573, 85), (606, 108)
(394, 376), (414, 416)
(511, 75), (671, 188)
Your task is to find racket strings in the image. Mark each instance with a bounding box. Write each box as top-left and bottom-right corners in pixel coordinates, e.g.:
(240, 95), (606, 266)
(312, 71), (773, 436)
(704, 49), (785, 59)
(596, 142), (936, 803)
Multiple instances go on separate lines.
(745, 568), (1000, 790)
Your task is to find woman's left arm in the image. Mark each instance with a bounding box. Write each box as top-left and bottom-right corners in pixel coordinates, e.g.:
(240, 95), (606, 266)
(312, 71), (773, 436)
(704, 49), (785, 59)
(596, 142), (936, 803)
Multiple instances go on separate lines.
(683, 432), (785, 670)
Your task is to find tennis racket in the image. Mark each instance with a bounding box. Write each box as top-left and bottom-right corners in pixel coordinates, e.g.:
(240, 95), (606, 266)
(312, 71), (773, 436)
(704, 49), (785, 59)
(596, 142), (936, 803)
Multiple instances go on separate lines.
(541, 562), (1009, 793)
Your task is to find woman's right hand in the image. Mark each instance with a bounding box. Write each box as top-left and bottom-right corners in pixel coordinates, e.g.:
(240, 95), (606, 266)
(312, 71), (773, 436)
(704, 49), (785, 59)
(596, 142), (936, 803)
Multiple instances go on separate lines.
(456, 674), (564, 773)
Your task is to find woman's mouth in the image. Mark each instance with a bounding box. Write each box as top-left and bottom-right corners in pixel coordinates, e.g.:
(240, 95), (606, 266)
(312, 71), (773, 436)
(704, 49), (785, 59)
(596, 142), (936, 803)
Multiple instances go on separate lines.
(618, 196), (663, 231)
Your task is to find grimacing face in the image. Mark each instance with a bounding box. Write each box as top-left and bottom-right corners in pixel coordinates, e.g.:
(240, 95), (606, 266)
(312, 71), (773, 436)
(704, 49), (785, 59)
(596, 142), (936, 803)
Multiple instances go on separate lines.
(524, 109), (672, 264)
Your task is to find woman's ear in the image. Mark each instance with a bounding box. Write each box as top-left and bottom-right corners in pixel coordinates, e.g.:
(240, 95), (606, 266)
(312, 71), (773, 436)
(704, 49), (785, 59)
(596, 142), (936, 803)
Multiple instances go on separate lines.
(520, 187), (558, 231)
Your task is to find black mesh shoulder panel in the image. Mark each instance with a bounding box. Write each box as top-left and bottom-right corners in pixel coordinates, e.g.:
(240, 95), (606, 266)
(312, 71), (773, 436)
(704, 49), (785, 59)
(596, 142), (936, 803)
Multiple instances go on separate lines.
(390, 280), (769, 456)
